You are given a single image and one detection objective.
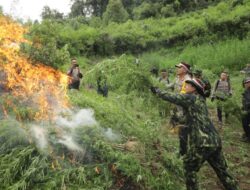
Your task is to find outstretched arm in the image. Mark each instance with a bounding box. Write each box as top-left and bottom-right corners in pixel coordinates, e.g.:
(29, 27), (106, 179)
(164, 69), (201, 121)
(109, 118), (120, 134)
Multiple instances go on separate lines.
(152, 88), (194, 108)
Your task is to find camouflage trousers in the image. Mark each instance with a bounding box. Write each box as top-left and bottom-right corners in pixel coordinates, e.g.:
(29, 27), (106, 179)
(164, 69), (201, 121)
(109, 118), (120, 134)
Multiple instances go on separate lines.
(184, 147), (240, 190)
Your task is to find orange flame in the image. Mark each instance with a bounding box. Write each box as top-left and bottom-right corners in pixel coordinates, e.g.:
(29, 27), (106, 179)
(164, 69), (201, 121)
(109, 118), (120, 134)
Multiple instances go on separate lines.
(0, 16), (70, 120)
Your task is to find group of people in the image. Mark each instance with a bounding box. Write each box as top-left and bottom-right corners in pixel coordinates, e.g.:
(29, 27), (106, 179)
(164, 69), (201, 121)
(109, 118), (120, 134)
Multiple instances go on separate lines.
(67, 58), (249, 189)
(156, 62), (250, 139)
(151, 61), (250, 190)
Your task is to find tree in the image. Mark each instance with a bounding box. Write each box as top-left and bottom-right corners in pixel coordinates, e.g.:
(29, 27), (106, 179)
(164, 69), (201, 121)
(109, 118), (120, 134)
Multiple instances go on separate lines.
(121, 0), (136, 17)
(103, 0), (129, 24)
(133, 2), (161, 19)
(91, 0), (109, 17)
(161, 4), (176, 17)
(41, 6), (64, 20)
(69, 0), (109, 18)
(69, 0), (87, 17)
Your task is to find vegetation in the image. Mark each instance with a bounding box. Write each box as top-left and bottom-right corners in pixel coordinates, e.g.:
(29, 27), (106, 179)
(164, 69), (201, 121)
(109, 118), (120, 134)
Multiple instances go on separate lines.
(22, 0), (250, 62)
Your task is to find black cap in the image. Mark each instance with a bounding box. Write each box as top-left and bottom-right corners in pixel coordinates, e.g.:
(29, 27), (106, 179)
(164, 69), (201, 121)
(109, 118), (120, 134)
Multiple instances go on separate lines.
(185, 78), (205, 96)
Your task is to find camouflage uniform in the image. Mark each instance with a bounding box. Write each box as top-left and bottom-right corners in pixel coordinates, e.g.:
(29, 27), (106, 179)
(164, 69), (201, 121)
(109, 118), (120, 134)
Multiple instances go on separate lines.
(242, 87), (250, 140)
(156, 91), (239, 190)
(201, 77), (211, 98)
(193, 70), (211, 98)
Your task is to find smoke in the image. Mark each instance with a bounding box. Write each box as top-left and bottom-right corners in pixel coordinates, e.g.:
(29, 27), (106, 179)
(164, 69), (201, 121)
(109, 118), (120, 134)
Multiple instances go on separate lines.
(29, 108), (99, 156)
(103, 128), (120, 141)
(30, 126), (48, 150)
(16, 108), (120, 162)
(55, 109), (97, 128)
(58, 135), (84, 153)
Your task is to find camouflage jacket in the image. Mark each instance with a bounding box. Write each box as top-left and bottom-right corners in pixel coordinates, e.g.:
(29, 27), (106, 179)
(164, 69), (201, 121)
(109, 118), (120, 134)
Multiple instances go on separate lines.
(157, 91), (222, 149)
(242, 88), (250, 112)
(201, 77), (211, 98)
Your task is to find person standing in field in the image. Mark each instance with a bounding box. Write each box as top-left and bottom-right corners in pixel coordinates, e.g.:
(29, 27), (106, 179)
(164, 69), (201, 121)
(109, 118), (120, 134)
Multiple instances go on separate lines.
(150, 66), (159, 78)
(67, 58), (82, 90)
(159, 69), (170, 87)
(240, 64), (250, 77)
(211, 71), (232, 127)
(97, 75), (108, 97)
(167, 62), (192, 156)
(241, 77), (250, 142)
(151, 79), (240, 190)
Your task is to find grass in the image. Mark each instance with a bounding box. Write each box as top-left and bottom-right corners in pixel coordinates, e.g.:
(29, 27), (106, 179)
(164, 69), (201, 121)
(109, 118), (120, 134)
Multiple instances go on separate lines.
(140, 37), (250, 74)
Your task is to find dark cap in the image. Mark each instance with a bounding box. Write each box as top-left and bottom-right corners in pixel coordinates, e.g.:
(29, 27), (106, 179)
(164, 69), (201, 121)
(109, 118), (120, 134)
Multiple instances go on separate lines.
(186, 78), (205, 96)
(175, 62), (191, 71)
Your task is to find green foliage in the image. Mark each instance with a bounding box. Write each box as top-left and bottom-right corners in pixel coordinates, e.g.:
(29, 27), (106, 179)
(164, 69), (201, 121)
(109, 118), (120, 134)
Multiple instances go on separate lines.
(24, 0), (250, 58)
(22, 20), (71, 68)
(103, 0), (129, 24)
(69, 0), (109, 18)
(27, 41), (70, 68)
(69, 0), (87, 18)
(67, 0), (224, 20)
(0, 93), (182, 190)
(161, 5), (176, 18)
(85, 55), (153, 93)
(41, 6), (64, 21)
(133, 2), (161, 19)
(141, 37), (250, 73)
(0, 121), (29, 154)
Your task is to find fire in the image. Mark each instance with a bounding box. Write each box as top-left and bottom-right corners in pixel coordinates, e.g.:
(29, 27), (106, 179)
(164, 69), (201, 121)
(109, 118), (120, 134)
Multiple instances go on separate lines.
(0, 15), (70, 120)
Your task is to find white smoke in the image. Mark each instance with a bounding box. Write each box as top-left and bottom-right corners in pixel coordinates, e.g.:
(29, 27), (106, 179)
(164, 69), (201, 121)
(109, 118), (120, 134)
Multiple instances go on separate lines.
(29, 108), (120, 159)
(58, 135), (84, 152)
(30, 126), (48, 150)
(29, 109), (98, 153)
(55, 109), (98, 128)
(103, 128), (120, 141)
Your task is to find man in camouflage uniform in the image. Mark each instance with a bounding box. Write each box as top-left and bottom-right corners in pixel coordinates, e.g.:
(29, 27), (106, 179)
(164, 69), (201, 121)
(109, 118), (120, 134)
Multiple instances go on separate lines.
(151, 78), (239, 190)
(241, 77), (250, 142)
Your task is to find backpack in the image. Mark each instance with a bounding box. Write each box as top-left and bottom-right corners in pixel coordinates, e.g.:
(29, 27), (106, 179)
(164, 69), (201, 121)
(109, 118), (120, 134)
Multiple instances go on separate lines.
(214, 79), (231, 100)
(214, 79), (231, 93)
